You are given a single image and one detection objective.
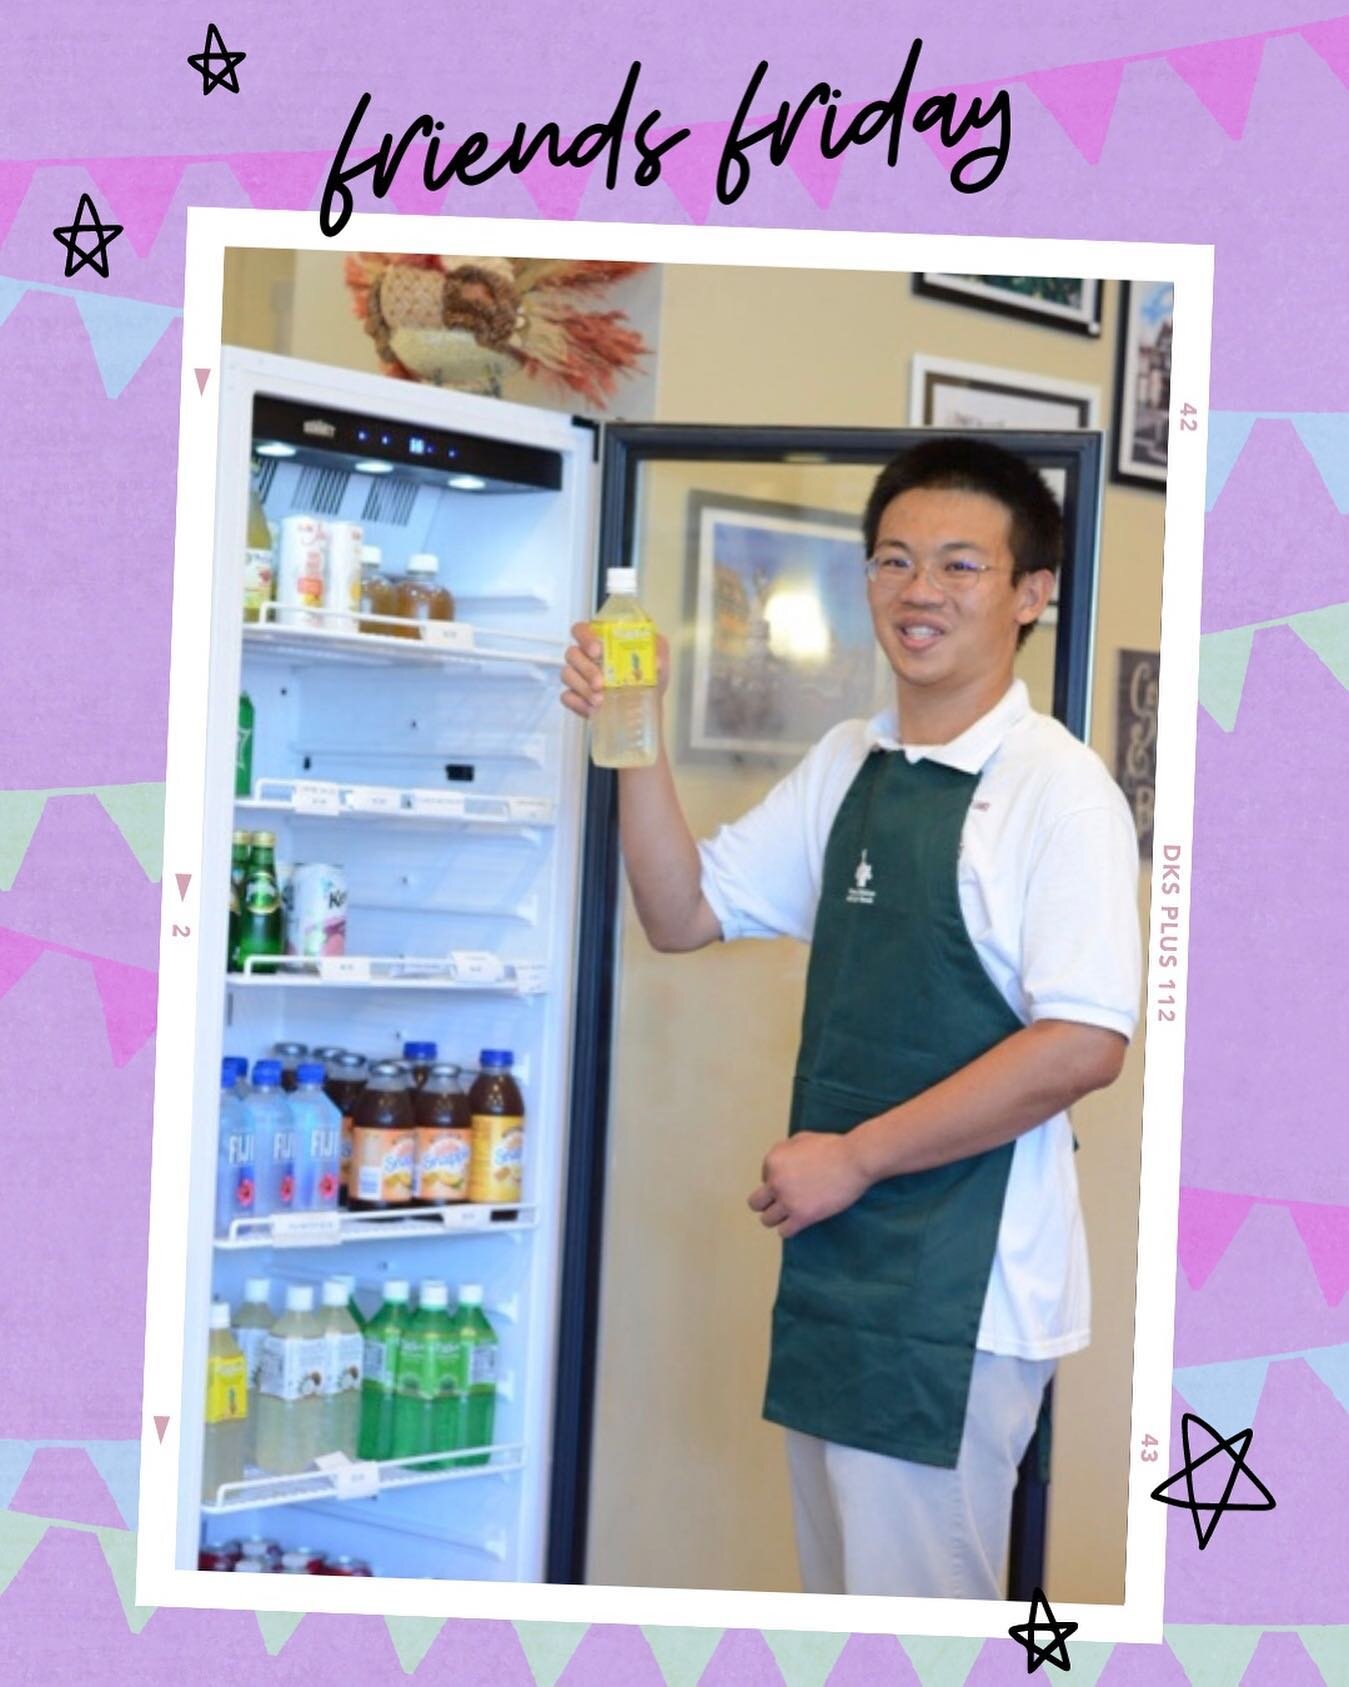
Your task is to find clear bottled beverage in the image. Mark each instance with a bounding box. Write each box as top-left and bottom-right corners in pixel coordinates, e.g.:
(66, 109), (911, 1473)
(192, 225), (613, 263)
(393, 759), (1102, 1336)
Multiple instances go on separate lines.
(233, 1278), (274, 1468)
(590, 567), (659, 769)
(215, 1060), (257, 1236)
(289, 1063), (342, 1212)
(395, 552), (454, 636)
(254, 1284), (326, 1475)
(357, 545), (397, 635)
(223, 1055), (250, 1098)
(246, 1061), (295, 1219)
(203, 1300), (248, 1502)
(448, 1285), (498, 1467)
(318, 1279), (364, 1461)
(243, 483), (275, 624)
(390, 1281), (458, 1466)
(326, 1273), (365, 1330)
(358, 1279), (412, 1462)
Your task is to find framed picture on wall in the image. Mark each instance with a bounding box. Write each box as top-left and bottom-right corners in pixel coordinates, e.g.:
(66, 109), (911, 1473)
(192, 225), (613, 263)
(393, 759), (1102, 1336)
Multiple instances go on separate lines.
(1112, 279), (1174, 488)
(680, 491), (884, 762)
(909, 354), (1101, 432)
(913, 273), (1103, 336)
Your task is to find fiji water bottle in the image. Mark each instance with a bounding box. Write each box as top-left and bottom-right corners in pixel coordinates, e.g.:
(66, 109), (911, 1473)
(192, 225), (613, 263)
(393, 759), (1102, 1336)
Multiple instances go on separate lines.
(247, 1060), (295, 1219)
(290, 1062), (341, 1213)
(215, 1060), (257, 1236)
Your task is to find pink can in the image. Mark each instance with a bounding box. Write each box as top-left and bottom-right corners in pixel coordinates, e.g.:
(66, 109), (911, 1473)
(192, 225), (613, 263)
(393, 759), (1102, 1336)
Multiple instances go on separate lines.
(286, 863), (348, 957)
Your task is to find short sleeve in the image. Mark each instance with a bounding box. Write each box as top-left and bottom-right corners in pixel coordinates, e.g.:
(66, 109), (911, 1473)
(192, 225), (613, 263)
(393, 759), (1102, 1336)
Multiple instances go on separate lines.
(1020, 797), (1142, 1039)
(697, 723), (863, 943)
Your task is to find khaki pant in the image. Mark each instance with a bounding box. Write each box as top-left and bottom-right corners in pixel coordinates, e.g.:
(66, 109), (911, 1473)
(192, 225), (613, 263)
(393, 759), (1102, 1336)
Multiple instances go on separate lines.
(785, 1350), (1056, 1599)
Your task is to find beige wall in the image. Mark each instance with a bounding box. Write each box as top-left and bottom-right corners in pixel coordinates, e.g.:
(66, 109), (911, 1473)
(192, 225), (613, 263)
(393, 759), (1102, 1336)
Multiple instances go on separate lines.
(220, 251), (1163, 1603)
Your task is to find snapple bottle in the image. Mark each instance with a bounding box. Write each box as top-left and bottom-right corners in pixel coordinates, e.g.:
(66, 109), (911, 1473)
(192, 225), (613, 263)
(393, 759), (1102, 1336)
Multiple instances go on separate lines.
(414, 1064), (473, 1207)
(348, 1062), (415, 1212)
(467, 1051), (524, 1205)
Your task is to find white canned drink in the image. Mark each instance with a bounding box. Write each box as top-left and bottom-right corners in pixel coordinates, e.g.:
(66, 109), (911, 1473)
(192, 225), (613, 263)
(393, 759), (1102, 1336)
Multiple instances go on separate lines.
(276, 516), (327, 629)
(324, 520), (364, 635)
(286, 863), (348, 958)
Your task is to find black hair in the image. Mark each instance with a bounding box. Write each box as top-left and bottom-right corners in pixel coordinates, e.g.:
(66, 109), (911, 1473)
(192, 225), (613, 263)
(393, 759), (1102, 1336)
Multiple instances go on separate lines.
(862, 436), (1063, 649)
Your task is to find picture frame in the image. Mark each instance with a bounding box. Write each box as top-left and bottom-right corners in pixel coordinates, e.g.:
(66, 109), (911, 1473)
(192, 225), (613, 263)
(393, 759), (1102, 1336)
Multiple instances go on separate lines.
(913, 272), (1103, 336)
(1112, 279), (1174, 488)
(909, 353), (1101, 433)
(680, 490), (886, 762)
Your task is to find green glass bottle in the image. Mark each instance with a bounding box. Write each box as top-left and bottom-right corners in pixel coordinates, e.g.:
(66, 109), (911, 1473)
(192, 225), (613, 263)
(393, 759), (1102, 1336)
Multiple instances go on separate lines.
(390, 1281), (458, 1469)
(449, 1285), (498, 1467)
(358, 1279), (410, 1462)
(228, 829), (251, 974)
(236, 693), (254, 797)
(236, 830), (283, 977)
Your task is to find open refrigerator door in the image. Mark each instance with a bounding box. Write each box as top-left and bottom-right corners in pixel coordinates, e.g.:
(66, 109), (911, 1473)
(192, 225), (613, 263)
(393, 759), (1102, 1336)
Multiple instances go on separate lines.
(174, 349), (599, 1583)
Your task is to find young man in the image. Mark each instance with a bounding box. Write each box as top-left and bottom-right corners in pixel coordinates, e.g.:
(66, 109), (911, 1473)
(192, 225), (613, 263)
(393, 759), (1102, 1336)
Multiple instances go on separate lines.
(560, 436), (1141, 1600)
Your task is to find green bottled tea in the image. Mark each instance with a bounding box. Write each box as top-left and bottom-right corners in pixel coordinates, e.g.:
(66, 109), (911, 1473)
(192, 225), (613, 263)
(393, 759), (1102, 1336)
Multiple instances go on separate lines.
(357, 1279), (411, 1463)
(448, 1285), (498, 1467)
(390, 1281), (458, 1468)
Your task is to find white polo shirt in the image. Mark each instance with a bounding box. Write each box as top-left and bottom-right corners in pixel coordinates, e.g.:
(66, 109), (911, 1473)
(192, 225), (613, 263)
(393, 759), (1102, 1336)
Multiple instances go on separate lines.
(696, 678), (1142, 1360)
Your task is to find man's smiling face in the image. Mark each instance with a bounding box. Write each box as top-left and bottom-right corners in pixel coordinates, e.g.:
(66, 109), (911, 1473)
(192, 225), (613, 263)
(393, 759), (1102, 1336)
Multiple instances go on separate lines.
(867, 486), (1051, 696)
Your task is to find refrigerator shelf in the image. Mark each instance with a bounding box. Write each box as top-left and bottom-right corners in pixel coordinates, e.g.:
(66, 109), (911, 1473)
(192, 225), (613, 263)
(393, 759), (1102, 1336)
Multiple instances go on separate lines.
(240, 780), (557, 832)
(201, 1442), (526, 1515)
(231, 954), (547, 992)
(243, 604), (563, 673)
(215, 1202), (538, 1250)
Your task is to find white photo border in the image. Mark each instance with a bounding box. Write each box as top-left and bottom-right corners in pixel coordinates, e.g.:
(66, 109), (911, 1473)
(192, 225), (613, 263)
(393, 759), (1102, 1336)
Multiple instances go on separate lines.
(138, 208), (1213, 1648)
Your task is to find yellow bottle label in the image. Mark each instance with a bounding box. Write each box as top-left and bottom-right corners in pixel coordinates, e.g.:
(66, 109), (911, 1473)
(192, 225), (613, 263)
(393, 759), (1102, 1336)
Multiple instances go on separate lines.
(599, 622), (657, 689)
(206, 1352), (248, 1424)
(469, 1115), (524, 1204)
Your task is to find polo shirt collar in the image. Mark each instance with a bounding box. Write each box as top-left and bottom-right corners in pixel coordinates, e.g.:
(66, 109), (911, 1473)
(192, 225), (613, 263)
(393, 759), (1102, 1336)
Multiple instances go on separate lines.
(865, 678), (1030, 773)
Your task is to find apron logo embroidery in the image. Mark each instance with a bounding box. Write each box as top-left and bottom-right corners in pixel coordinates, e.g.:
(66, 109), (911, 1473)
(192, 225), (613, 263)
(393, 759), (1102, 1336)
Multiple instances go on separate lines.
(846, 849), (876, 906)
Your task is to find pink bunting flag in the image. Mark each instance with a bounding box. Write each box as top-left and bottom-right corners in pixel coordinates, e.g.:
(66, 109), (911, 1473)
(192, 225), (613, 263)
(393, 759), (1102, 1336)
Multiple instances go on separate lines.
(0, 160), (37, 249)
(385, 145), (452, 218)
(1302, 16), (1349, 90)
(88, 955), (158, 1068)
(226, 151), (331, 213)
(1177, 1186), (1256, 1289)
(82, 157), (185, 257)
(783, 101), (863, 211)
(1166, 34), (1267, 141)
(1023, 57), (1128, 165)
(517, 142), (598, 222)
(0, 926), (44, 1004)
(1286, 1201), (1349, 1308)
(648, 122), (732, 225)
(913, 82), (1010, 172)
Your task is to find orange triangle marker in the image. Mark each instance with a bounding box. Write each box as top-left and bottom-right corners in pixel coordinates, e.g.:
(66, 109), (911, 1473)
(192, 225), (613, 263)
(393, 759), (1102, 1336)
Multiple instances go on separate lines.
(153, 1415), (170, 1443)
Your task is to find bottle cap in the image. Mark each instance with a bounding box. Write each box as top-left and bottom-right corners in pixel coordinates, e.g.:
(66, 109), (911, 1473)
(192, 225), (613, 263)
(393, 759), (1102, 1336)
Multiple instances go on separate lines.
(285, 1285), (314, 1313)
(419, 1280), (449, 1309)
(423, 1063), (463, 1089)
(222, 1057), (248, 1086)
(251, 831), (277, 849)
(312, 1046), (346, 1063)
(458, 1285), (483, 1308)
(403, 1041), (437, 1061)
(209, 1300), (231, 1330)
(367, 1060), (407, 1086)
(334, 1052), (368, 1071)
(321, 1280), (350, 1308)
(383, 1279), (410, 1303)
(232, 830), (252, 847)
(605, 566), (638, 595)
(296, 1062), (326, 1085)
(252, 1060), (282, 1088)
(244, 1278), (271, 1303)
(220, 1059), (238, 1089)
(407, 552), (439, 575)
(479, 1049), (514, 1069)
(274, 1043), (308, 1058)
(360, 544), (383, 566)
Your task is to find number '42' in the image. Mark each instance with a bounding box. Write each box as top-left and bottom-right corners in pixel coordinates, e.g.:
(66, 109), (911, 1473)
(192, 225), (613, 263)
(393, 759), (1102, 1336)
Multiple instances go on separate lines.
(1141, 1432), (1159, 1462)
(1179, 403), (1198, 433)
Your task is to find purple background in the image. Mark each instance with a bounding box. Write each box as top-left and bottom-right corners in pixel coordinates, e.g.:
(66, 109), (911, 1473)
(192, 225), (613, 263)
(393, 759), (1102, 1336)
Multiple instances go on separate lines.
(3, 2), (1349, 1680)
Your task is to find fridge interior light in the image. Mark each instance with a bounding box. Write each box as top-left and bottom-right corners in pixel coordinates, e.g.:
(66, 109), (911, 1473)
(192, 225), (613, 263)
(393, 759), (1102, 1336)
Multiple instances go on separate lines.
(255, 441), (297, 458)
(448, 474), (487, 492)
(352, 459), (396, 475)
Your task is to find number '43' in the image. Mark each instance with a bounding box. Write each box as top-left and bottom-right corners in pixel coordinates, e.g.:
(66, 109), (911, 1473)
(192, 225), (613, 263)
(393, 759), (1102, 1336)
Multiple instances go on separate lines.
(1141, 1433), (1159, 1462)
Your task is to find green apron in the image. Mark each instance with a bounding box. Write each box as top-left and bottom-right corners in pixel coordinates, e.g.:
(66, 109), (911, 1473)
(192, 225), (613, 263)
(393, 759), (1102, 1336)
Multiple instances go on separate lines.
(763, 747), (1026, 1469)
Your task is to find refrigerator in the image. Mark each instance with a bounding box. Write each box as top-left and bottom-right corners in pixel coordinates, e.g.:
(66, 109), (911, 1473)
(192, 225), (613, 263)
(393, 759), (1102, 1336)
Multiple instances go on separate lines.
(170, 346), (1103, 1589)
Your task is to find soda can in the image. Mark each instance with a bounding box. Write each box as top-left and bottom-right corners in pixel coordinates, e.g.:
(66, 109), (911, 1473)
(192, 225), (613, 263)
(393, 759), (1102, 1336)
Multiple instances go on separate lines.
(237, 1535), (282, 1566)
(276, 516), (327, 629)
(198, 1544), (238, 1572)
(280, 1550), (322, 1574)
(290, 1546), (328, 1573)
(324, 520), (365, 635)
(319, 1555), (372, 1576)
(286, 863), (348, 958)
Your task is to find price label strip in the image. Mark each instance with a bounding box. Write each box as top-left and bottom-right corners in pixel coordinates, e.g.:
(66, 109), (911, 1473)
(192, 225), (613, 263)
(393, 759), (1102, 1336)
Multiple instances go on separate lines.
(345, 785), (402, 815)
(292, 780), (341, 816)
(448, 950), (506, 985)
(270, 1211), (343, 1247)
(508, 797), (556, 825)
(320, 956), (372, 983)
(408, 790), (468, 820)
(313, 1451), (380, 1500)
(420, 622), (477, 652)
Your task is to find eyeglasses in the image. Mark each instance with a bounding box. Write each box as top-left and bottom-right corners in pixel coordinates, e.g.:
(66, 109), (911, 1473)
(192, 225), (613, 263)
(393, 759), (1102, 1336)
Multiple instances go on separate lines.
(864, 554), (1010, 593)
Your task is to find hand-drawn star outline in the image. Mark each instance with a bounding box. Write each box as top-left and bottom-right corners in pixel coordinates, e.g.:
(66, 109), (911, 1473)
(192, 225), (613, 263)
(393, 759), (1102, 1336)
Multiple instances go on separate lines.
(1150, 1411), (1276, 1549)
(187, 23), (246, 94)
(51, 193), (124, 279)
(1008, 1586), (1078, 1674)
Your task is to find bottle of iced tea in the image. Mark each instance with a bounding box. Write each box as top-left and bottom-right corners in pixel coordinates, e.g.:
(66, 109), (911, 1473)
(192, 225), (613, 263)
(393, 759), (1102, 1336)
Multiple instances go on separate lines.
(414, 1064), (473, 1207)
(348, 1061), (416, 1212)
(397, 553), (454, 635)
(357, 545), (397, 636)
(468, 1051), (525, 1205)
